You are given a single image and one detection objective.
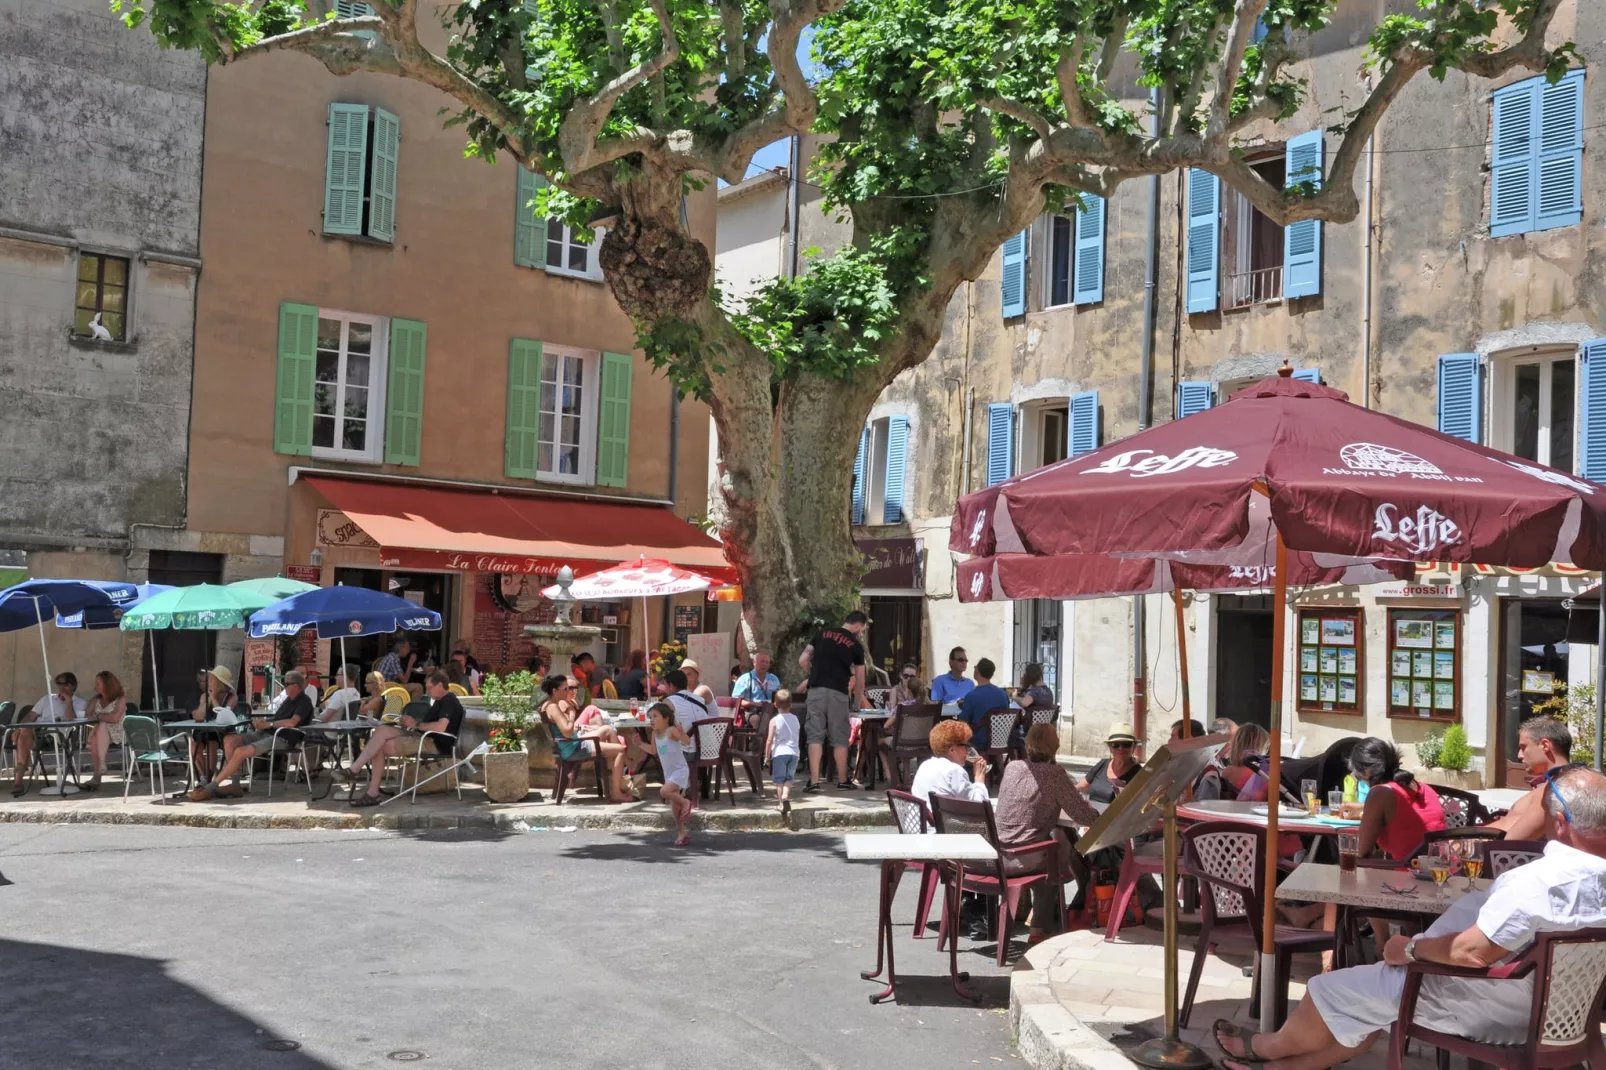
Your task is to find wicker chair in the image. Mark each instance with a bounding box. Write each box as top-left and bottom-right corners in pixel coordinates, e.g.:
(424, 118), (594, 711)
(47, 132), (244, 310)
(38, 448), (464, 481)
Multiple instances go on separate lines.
(687, 716), (737, 809)
(976, 708), (1022, 787)
(1431, 783), (1492, 827)
(884, 790), (942, 940)
(728, 704), (774, 797)
(1388, 927), (1606, 1070)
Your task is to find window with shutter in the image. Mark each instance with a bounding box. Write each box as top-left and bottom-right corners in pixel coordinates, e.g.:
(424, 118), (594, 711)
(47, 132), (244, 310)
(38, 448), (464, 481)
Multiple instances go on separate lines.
(1000, 230), (1027, 317)
(596, 351), (633, 487)
(1491, 70), (1584, 237)
(883, 416), (909, 523)
(1185, 169), (1220, 313)
(311, 310), (389, 462)
(1581, 340), (1606, 483)
(1073, 196), (1105, 305)
(986, 403), (1014, 486)
(323, 104), (369, 236)
(1283, 130), (1323, 298)
(505, 339), (543, 479)
(1291, 367), (1321, 384)
(514, 168), (547, 268)
(1537, 70), (1584, 232)
(851, 428), (869, 525)
(1176, 380), (1214, 419)
(1068, 391), (1099, 457)
(384, 318), (426, 466)
(334, 1), (374, 15)
(367, 108), (399, 243)
(1436, 353), (1482, 444)
(274, 302), (319, 456)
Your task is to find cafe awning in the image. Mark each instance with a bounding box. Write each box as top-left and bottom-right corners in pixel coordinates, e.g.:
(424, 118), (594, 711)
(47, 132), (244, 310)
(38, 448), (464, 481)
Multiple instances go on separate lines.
(304, 476), (736, 585)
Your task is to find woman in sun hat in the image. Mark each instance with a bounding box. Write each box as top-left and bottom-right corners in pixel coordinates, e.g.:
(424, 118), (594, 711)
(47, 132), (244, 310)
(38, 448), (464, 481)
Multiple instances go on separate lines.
(679, 659), (716, 704)
(187, 665), (237, 782)
(1077, 722), (1141, 805)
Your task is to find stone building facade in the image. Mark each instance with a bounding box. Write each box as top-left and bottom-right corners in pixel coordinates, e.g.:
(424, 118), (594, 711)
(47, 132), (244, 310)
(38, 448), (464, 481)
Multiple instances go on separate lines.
(0, 0), (206, 702)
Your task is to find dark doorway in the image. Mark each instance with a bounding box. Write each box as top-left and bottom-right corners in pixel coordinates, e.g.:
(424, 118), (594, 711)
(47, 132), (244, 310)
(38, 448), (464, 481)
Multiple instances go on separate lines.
(865, 596), (923, 686)
(330, 568), (454, 682)
(144, 550), (223, 710)
(1498, 598), (1570, 787)
(1215, 594), (1274, 729)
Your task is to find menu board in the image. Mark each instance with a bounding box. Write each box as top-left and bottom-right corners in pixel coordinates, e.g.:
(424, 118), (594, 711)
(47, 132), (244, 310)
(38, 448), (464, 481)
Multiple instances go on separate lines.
(1389, 608), (1459, 720)
(1296, 608), (1362, 714)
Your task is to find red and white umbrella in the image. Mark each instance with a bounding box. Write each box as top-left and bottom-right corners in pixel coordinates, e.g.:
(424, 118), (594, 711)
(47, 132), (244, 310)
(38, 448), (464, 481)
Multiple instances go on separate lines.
(541, 558), (715, 600)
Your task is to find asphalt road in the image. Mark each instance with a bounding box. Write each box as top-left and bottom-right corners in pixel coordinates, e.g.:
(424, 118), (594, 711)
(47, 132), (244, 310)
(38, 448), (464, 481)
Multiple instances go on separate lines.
(0, 824), (1017, 1070)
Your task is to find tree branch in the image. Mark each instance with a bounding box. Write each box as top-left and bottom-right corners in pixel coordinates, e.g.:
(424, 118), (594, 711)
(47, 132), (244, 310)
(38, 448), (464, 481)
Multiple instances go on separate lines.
(230, 14), (386, 62)
(1096, 16), (1127, 84)
(1056, 38), (1090, 127)
(720, 0), (747, 79)
(1227, 24), (1293, 133)
(977, 94), (1055, 142)
(1205, 0), (1268, 140)
(558, 0), (679, 170)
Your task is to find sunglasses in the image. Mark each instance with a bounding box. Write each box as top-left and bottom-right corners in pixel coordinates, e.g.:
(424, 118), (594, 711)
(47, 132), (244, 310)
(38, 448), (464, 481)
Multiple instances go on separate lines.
(1109, 741), (1135, 750)
(952, 657), (968, 664)
(1545, 762), (1587, 823)
(55, 680), (74, 688)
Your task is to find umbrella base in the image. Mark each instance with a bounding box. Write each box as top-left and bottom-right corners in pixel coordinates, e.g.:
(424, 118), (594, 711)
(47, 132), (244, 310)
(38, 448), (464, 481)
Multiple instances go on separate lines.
(1131, 1037), (1211, 1070)
(39, 784), (81, 797)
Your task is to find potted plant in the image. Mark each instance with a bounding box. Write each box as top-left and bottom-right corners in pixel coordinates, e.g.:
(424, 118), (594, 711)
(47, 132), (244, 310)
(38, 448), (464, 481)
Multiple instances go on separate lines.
(479, 671), (536, 803)
(1412, 724), (1481, 790)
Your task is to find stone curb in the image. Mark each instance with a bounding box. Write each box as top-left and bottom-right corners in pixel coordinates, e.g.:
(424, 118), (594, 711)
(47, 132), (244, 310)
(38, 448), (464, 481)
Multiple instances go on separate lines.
(0, 801), (895, 833)
(1011, 937), (1139, 1070)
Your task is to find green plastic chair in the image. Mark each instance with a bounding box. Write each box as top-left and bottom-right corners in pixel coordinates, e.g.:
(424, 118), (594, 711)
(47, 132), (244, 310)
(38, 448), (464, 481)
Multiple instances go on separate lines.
(120, 716), (171, 802)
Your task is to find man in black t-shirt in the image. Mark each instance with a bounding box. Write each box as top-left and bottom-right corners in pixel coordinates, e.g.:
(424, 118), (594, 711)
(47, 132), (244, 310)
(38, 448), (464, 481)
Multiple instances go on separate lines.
(341, 670), (464, 806)
(189, 670), (316, 800)
(798, 610), (868, 792)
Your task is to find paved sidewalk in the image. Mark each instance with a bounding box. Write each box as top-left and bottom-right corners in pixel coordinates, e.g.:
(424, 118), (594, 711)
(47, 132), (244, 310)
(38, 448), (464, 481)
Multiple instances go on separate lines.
(1012, 927), (1427, 1070)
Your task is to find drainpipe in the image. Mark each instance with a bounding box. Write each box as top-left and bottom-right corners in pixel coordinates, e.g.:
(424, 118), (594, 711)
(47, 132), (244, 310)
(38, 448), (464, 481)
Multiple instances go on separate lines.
(1360, 121), (1377, 409)
(786, 135), (802, 281)
(1132, 87), (1163, 741)
(667, 386), (680, 507)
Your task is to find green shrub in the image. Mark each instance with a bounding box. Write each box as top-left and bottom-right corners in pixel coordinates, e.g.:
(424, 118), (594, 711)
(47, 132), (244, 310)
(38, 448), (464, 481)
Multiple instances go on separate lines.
(1415, 729), (1444, 770)
(1438, 724), (1471, 772)
(480, 671), (538, 753)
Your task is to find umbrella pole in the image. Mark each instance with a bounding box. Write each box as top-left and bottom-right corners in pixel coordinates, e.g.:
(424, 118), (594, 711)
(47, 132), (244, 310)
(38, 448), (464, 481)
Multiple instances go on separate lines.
(1173, 586), (1191, 735)
(35, 598), (54, 709)
(1259, 533), (1289, 1033)
(151, 634), (160, 710)
(1596, 571), (1604, 773)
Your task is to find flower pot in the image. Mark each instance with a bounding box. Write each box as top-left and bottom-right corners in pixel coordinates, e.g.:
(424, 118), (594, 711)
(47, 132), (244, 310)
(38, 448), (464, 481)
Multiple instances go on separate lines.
(1424, 767), (1483, 791)
(483, 748), (531, 803)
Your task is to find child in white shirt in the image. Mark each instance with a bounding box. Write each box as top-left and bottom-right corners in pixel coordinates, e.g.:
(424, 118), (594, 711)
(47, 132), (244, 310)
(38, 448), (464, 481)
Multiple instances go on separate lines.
(764, 689), (801, 817)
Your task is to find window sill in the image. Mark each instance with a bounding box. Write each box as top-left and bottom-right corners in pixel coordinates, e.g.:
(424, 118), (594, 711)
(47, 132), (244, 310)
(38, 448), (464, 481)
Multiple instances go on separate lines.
(542, 265), (604, 283)
(311, 449), (384, 466)
(532, 473), (596, 487)
(1222, 297), (1283, 314)
(320, 231), (394, 248)
(66, 332), (136, 352)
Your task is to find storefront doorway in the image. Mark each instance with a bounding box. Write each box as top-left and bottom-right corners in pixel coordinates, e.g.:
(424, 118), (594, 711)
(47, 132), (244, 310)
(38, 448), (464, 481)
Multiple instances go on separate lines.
(865, 596), (923, 686)
(1012, 598), (1062, 700)
(1497, 598), (1570, 787)
(331, 567), (454, 680)
(1215, 594), (1274, 729)
(144, 550), (223, 709)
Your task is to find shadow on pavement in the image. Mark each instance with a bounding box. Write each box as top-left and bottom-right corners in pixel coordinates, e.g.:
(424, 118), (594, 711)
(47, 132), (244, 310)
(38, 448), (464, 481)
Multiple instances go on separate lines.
(390, 825), (520, 843)
(0, 938), (337, 1069)
(557, 829), (853, 863)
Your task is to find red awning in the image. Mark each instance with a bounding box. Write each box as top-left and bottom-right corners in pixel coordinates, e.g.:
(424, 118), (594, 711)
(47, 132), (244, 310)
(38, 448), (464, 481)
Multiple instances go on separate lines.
(305, 476), (735, 584)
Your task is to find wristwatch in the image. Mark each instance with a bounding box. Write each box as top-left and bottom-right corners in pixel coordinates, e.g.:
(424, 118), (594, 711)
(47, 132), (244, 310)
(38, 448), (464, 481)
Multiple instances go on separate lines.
(1403, 938), (1419, 963)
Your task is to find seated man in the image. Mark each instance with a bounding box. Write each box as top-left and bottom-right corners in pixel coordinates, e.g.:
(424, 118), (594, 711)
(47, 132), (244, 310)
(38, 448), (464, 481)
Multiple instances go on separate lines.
(1487, 715), (1571, 839)
(956, 658), (1010, 733)
(341, 670), (464, 806)
(318, 664), (362, 722)
(1215, 764), (1606, 1070)
(9, 673), (87, 798)
(188, 670), (316, 800)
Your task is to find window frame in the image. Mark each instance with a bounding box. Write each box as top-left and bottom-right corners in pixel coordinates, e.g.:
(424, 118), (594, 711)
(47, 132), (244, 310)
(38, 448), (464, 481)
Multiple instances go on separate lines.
(310, 308), (390, 465)
(1295, 606), (1365, 717)
(1385, 608), (1462, 724)
(1044, 215), (1074, 309)
(1489, 348), (1579, 472)
(73, 251), (132, 342)
(544, 222), (606, 281)
(1019, 400), (1070, 472)
(534, 343), (600, 484)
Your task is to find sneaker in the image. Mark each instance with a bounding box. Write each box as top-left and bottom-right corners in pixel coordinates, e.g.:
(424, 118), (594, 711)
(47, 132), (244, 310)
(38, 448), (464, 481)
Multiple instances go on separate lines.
(834, 780), (859, 791)
(803, 781), (823, 794)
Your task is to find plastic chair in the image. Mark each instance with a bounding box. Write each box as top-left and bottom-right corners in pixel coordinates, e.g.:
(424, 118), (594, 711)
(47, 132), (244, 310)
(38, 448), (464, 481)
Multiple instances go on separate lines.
(447, 683), (468, 697)
(880, 702), (938, 788)
(1179, 820), (1335, 1029)
(120, 716), (172, 802)
(929, 792), (1063, 966)
(1388, 927), (1606, 1070)
(977, 708), (1022, 786)
(885, 790), (942, 940)
(1486, 839), (1547, 877)
(687, 717), (737, 809)
(380, 687), (411, 717)
(540, 708), (607, 804)
(728, 703), (773, 797)
(1430, 783), (1492, 827)
(1013, 705), (1059, 759)
(1102, 836), (1165, 942)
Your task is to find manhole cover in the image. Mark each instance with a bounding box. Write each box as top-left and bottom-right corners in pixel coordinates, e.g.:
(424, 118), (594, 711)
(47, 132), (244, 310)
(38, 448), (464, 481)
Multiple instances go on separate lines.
(262, 1039), (302, 1052)
(387, 1052), (427, 1062)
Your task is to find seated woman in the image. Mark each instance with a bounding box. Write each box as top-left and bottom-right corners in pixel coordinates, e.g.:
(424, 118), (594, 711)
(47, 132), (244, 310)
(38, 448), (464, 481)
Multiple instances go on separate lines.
(82, 670), (128, 790)
(996, 722), (1100, 941)
(878, 678), (928, 783)
(1352, 737), (1446, 860)
(188, 665), (238, 784)
(908, 718), (990, 804)
(541, 674), (630, 803)
(1016, 662), (1055, 714)
(358, 671), (387, 718)
(1221, 723), (1274, 800)
(1077, 724), (1141, 804)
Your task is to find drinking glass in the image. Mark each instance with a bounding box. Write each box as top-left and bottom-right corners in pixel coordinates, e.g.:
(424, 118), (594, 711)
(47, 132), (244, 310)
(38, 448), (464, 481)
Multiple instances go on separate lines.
(1461, 842), (1484, 888)
(1427, 843), (1454, 896)
(1337, 831), (1359, 873)
(1327, 789), (1343, 814)
(1302, 779), (1320, 816)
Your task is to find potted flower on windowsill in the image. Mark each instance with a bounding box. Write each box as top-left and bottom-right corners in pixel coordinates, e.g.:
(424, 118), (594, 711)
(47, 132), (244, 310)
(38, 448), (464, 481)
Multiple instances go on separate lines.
(479, 671), (536, 803)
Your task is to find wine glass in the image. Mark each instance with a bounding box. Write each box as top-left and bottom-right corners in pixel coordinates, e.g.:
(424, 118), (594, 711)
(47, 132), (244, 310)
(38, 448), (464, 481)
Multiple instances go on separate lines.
(1427, 842), (1454, 897)
(1460, 841), (1484, 888)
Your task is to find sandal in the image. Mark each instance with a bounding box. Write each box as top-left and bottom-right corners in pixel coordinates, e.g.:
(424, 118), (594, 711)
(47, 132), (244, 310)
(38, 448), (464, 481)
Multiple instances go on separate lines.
(10, 785), (27, 799)
(1212, 1020), (1265, 1064)
(349, 792), (382, 807)
(673, 834), (691, 847)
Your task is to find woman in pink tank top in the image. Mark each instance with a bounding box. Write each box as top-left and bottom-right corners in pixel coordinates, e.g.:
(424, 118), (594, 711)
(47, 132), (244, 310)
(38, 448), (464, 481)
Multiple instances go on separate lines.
(1351, 737), (1447, 859)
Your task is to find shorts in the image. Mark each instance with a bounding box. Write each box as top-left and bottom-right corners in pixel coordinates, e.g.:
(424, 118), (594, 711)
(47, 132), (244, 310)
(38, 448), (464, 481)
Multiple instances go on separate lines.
(805, 687), (852, 747)
(393, 732), (441, 756)
(236, 730), (294, 753)
(771, 754), (799, 784)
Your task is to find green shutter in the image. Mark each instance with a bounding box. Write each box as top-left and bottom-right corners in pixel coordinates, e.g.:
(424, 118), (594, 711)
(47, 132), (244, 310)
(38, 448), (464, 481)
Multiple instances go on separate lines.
(514, 168), (548, 268)
(367, 107), (399, 242)
(323, 104), (369, 236)
(597, 351), (633, 487)
(274, 302), (318, 455)
(384, 318), (427, 465)
(506, 339), (543, 478)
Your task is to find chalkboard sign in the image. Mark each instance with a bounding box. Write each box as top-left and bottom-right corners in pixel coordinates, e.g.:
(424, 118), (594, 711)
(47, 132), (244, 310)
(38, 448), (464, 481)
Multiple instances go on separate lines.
(674, 604), (703, 642)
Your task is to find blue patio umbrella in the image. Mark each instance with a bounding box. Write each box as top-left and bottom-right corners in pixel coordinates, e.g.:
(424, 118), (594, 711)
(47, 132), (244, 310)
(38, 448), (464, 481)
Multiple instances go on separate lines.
(0, 580), (141, 720)
(56, 584), (176, 707)
(248, 586), (441, 690)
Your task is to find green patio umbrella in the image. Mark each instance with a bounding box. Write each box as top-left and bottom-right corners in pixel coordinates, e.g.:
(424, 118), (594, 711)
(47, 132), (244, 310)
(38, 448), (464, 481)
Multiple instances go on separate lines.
(226, 576), (319, 601)
(118, 583), (279, 632)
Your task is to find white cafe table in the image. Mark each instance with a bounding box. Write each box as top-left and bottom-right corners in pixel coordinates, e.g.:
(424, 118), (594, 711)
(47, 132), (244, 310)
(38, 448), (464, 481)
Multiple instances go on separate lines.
(1276, 860), (1486, 913)
(1178, 799), (1360, 836)
(27, 718), (99, 797)
(845, 833), (996, 1004)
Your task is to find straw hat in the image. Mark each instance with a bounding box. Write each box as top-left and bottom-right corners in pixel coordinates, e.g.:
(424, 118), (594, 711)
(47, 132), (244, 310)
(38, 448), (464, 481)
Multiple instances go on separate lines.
(206, 665), (235, 690)
(1105, 722), (1138, 744)
(680, 659), (700, 674)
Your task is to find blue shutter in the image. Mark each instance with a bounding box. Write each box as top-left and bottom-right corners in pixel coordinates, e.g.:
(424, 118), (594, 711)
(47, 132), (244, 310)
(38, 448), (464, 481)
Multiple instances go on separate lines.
(1536, 70), (1584, 233)
(1490, 80), (1537, 236)
(1436, 353), (1482, 444)
(1291, 367), (1321, 384)
(1283, 130), (1323, 298)
(883, 416), (909, 523)
(323, 103), (369, 236)
(1068, 391), (1099, 457)
(851, 427), (868, 525)
(1072, 195), (1105, 305)
(1581, 340), (1606, 482)
(1176, 381), (1214, 418)
(1000, 230), (1027, 318)
(985, 403), (1014, 486)
(1185, 169), (1219, 313)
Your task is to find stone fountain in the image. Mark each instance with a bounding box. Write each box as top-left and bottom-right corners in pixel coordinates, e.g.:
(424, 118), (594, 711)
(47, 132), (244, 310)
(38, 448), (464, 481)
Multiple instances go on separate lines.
(521, 566), (602, 784)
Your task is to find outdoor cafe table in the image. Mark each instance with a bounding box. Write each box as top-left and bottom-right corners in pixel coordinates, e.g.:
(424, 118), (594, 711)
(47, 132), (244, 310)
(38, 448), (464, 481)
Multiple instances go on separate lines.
(14, 717), (99, 797)
(298, 719), (379, 801)
(845, 832), (996, 1004)
(1276, 860), (1490, 914)
(1178, 799), (1361, 836)
(160, 718), (243, 799)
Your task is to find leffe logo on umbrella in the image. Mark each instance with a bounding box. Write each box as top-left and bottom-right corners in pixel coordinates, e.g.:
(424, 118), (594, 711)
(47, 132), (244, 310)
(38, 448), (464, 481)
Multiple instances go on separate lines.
(1228, 564), (1275, 583)
(968, 510), (988, 549)
(1372, 503), (1462, 555)
(1081, 446), (1237, 478)
(968, 571), (986, 598)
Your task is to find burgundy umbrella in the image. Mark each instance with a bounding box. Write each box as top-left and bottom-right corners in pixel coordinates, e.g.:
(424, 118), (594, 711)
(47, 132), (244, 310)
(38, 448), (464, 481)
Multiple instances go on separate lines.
(951, 369), (1606, 1026)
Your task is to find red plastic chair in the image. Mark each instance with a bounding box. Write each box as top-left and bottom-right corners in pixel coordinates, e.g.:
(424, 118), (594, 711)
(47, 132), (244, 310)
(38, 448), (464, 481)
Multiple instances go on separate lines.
(977, 708), (1022, 787)
(687, 716), (737, 809)
(884, 790), (942, 940)
(1388, 927), (1606, 1070)
(1103, 838), (1165, 943)
(1179, 820), (1334, 1029)
(929, 792), (1063, 966)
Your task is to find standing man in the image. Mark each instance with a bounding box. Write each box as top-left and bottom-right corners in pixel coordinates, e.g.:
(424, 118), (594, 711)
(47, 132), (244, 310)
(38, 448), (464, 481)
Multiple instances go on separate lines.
(733, 651), (781, 708)
(928, 647), (975, 705)
(189, 670), (315, 800)
(1488, 716), (1573, 839)
(799, 610), (868, 792)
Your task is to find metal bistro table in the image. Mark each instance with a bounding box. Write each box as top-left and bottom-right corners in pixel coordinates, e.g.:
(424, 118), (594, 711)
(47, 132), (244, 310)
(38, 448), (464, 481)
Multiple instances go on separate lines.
(159, 718), (244, 799)
(845, 832), (997, 1004)
(298, 719), (378, 801)
(29, 717), (99, 796)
